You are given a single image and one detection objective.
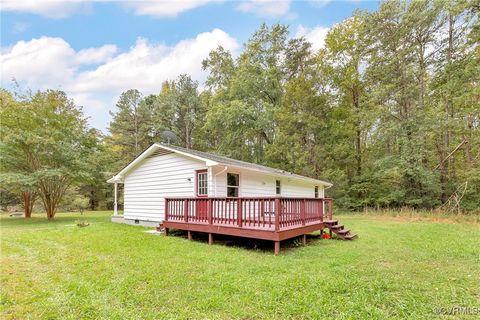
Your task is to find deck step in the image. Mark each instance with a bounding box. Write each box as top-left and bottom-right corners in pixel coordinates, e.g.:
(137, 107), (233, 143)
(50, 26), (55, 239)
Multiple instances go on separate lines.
(336, 229), (350, 235)
(324, 220), (338, 225)
(329, 224), (344, 230)
(324, 220), (358, 241)
(343, 233), (358, 240)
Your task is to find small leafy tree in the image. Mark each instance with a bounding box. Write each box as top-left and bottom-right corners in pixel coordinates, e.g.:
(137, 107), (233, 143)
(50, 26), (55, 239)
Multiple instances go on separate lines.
(0, 90), (37, 217)
(0, 174), (37, 217)
(72, 196), (90, 215)
(1, 89), (95, 219)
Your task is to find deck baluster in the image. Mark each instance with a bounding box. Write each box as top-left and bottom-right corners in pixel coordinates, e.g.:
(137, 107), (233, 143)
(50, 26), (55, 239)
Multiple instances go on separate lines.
(184, 199), (189, 222)
(208, 198), (212, 225)
(237, 198), (243, 227)
(301, 199), (306, 226)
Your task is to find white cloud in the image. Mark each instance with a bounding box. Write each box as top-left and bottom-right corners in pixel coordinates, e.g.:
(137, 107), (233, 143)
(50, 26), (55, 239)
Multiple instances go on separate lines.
(71, 28), (238, 92)
(76, 45), (118, 64)
(124, 0), (218, 17)
(0, 37), (78, 87)
(0, 29), (239, 130)
(1, 0), (298, 19)
(236, 0), (291, 17)
(0, 0), (219, 18)
(296, 24), (329, 51)
(0, 0), (90, 19)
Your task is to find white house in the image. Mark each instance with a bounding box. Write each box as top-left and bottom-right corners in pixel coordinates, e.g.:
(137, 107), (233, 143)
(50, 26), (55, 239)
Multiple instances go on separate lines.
(108, 143), (333, 227)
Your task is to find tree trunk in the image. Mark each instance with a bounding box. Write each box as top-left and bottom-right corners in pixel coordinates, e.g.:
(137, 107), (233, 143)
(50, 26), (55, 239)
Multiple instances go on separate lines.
(463, 121), (473, 169)
(352, 86), (362, 177)
(41, 193), (58, 220)
(438, 13), (455, 202)
(21, 191), (36, 218)
(46, 201), (56, 220)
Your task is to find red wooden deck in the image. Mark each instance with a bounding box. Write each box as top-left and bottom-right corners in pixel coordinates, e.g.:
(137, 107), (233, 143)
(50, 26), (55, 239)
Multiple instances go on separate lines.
(162, 197), (333, 255)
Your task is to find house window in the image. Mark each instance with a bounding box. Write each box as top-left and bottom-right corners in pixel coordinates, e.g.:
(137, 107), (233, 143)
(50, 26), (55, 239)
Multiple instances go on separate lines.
(314, 186), (319, 198)
(227, 173), (239, 197)
(196, 170), (208, 197)
(276, 180), (281, 195)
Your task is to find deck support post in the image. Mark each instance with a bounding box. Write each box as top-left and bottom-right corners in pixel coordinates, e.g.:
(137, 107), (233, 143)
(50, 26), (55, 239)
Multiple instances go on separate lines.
(320, 199), (324, 222)
(187, 231), (192, 240)
(208, 233), (213, 245)
(274, 241), (280, 255)
(327, 199), (333, 220)
(274, 198), (281, 231)
(164, 199), (169, 222)
(165, 228), (169, 236)
(302, 234), (307, 246)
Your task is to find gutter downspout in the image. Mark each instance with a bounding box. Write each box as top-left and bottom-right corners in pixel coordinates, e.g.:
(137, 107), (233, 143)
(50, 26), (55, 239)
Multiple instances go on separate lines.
(213, 166), (228, 196)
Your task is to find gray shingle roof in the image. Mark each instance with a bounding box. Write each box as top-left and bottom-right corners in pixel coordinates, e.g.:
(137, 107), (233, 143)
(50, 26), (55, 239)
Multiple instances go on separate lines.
(158, 143), (332, 186)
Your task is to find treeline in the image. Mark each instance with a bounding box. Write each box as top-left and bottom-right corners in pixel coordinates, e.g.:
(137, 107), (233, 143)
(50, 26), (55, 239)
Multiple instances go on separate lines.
(1, 0), (479, 218)
(0, 89), (108, 218)
(107, 1), (480, 211)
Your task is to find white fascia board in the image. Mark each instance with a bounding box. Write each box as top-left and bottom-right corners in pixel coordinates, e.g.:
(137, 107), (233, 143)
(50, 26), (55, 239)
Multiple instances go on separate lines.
(154, 143), (218, 166)
(106, 144), (214, 183)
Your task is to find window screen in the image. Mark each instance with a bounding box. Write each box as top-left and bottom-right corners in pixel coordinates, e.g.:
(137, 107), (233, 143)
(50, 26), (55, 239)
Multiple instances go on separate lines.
(197, 171), (208, 196)
(227, 173), (239, 197)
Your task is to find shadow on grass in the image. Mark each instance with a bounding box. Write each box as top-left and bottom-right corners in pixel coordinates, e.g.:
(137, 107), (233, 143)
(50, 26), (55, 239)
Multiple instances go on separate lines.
(167, 229), (330, 254)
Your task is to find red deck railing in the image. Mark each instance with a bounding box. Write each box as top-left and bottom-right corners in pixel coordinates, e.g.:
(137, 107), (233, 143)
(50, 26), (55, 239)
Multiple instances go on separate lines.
(165, 197), (333, 231)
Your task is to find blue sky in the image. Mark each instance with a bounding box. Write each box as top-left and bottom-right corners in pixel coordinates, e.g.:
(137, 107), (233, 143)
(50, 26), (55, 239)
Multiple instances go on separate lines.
(1, 1), (379, 132)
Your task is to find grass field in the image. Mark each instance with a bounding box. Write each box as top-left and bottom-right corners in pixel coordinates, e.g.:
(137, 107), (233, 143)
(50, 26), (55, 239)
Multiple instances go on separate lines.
(1, 211), (479, 319)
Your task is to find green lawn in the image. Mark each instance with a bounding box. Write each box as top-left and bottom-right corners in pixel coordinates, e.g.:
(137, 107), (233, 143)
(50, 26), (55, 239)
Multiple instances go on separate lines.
(1, 211), (479, 319)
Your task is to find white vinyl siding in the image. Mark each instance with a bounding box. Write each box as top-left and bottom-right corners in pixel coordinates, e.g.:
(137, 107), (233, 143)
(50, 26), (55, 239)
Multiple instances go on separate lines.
(123, 152), (206, 222)
(211, 166), (325, 198)
(282, 179), (324, 198)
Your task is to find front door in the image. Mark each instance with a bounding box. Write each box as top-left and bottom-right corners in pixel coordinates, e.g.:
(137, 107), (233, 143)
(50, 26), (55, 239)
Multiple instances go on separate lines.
(195, 169), (208, 220)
